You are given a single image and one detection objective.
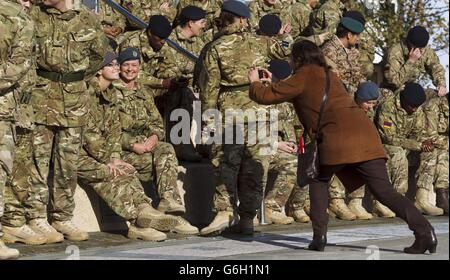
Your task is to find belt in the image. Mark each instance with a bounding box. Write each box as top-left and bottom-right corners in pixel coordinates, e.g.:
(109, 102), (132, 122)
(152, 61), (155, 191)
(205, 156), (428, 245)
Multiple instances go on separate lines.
(37, 69), (85, 83)
(220, 84), (250, 92)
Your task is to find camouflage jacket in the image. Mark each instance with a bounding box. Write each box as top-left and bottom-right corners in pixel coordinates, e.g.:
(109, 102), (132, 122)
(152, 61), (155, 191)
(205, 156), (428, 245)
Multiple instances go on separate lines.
(122, 0), (178, 29)
(249, 0), (289, 31)
(0, 0), (34, 121)
(119, 30), (167, 89)
(321, 35), (365, 96)
(311, 0), (344, 36)
(30, 4), (108, 127)
(115, 81), (165, 151)
(383, 40), (446, 90)
(82, 78), (122, 164)
(285, 0), (313, 40)
(421, 96), (449, 151)
(195, 25), (288, 120)
(376, 94), (425, 151)
(98, 0), (126, 31)
(158, 26), (205, 82)
(276, 102), (301, 143)
(357, 30), (375, 78)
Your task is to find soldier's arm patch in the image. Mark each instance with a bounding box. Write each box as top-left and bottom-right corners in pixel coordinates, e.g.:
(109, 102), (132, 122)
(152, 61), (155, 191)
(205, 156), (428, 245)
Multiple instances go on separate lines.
(383, 121), (392, 129)
(281, 40), (290, 48)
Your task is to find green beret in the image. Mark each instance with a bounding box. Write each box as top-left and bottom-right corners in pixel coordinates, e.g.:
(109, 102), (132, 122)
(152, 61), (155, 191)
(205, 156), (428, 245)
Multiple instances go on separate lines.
(340, 17), (364, 34)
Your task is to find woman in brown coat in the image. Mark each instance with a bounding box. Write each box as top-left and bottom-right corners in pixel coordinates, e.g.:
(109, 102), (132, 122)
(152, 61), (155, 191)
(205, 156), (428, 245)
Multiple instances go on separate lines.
(248, 40), (436, 254)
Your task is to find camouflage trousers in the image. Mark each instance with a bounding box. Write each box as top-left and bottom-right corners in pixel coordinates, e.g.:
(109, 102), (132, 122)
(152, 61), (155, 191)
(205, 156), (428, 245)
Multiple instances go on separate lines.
(211, 123), (271, 219)
(329, 176), (365, 200)
(264, 150), (309, 212)
(416, 148), (449, 191)
(1, 128), (44, 227)
(0, 121), (15, 237)
(77, 154), (151, 222)
(384, 144), (410, 195)
(121, 142), (182, 202)
(28, 124), (83, 222)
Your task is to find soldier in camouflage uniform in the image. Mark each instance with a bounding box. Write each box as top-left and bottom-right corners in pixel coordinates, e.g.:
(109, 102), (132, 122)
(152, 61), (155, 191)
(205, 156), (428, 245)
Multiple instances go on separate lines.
(264, 103), (311, 224)
(249, 0), (289, 31)
(258, 59), (310, 225)
(25, 0), (108, 241)
(119, 15), (181, 93)
(116, 48), (199, 235)
(1, 0), (58, 247)
(0, 0), (34, 260)
(157, 6), (208, 162)
(122, 0), (178, 29)
(78, 52), (180, 241)
(176, 0), (223, 39)
(321, 15), (369, 220)
(311, 0), (346, 39)
(416, 95), (449, 216)
(383, 26), (447, 97)
(284, 0), (319, 40)
(97, 0), (126, 44)
(196, 1), (284, 236)
(321, 14), (365, 96)
(377, 83), (444, 216)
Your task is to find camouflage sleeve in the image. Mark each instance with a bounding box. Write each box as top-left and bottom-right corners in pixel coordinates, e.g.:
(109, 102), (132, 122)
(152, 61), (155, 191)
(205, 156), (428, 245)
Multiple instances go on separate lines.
(106, 105), (123, 160)
(157, 47), (178, 79)
(313, 8), (340, 36)
(0, 14), (34, 90)
(384, 45), (415, 89)
(285, 4), (309, 39)
(118, 114), (145, 152)
(199, 46), (221, 113)
(267, 36), (292, 60)
(82, 93), (112, 164)
(376, 102), (422, 151)
(423, 98), (449, 150)
(86, 19), (110, 78)
(248, 1), (260, 31)
(143, 92), (165, 140)
(424, 49), (447, 88)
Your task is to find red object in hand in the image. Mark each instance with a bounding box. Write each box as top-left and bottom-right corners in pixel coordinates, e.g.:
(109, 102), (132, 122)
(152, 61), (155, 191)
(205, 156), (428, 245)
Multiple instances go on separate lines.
(298, 135), (305, 154)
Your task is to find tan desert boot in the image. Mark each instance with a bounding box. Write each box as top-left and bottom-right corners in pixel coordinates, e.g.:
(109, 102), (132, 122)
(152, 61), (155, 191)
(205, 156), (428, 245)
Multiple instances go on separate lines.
(52, 220), (89, 241)
(348, 198), (373, 220)
(29, 218), (64, 244)
(127, 225), (167, 242)
(2, 225), (47, 245)
(329, 199), (357, 221)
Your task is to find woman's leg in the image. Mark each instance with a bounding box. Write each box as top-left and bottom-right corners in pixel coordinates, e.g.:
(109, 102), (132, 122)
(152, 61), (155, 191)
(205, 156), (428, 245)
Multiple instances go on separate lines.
(309, 165), (344, 236)
(353, 159), (433, 237)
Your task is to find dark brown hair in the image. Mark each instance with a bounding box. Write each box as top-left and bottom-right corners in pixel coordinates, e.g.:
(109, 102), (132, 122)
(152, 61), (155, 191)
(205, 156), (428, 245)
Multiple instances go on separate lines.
(291, 40), (328, 70)
(214, 11), (239, 29)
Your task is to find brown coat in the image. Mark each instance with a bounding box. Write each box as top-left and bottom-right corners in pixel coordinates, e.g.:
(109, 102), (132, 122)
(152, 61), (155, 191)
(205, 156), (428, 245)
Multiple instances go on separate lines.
(249, 64), (386, 166)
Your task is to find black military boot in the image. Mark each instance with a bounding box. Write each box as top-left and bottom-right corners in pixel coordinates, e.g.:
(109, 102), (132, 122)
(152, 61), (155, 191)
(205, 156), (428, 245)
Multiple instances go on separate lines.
(436, 189), (449, 216)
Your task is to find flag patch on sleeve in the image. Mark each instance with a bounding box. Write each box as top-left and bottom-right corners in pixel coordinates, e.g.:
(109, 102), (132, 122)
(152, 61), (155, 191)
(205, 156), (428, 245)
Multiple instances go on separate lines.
(383, 121), (392, 128)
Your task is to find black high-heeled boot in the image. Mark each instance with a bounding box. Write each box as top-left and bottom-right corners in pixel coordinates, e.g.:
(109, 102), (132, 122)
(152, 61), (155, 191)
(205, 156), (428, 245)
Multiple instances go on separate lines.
(404, 229), (438, 254)
(307, 235), (327, 251)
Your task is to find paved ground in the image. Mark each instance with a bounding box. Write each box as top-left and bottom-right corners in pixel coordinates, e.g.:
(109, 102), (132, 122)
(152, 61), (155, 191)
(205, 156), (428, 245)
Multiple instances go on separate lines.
(13, 216), (448, 260)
